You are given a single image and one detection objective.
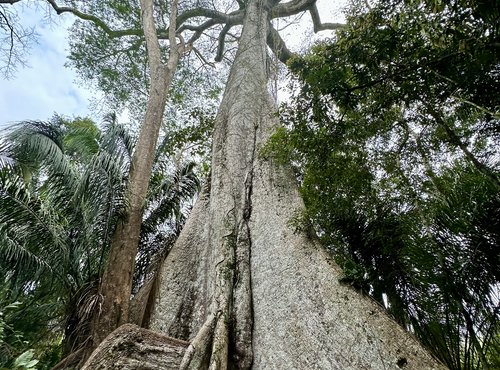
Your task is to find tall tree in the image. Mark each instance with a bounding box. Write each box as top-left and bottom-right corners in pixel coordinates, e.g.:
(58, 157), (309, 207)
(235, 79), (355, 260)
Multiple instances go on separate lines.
(86, 0), (447, 368)
(0, 0), (189, 350)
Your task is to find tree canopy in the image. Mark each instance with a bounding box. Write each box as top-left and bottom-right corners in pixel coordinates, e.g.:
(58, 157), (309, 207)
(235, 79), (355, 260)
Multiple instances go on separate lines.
(265, 0), (500, 368)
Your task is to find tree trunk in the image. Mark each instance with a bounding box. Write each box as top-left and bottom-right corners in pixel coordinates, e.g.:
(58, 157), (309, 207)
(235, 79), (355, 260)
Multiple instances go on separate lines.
(145, 1), (447, 369)
(91, 0), (181, 347)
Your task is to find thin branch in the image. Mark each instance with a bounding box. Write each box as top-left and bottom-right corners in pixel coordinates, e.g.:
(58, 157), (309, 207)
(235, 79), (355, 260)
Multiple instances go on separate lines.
(426, 105), (500, 189)
(182, 18), (219, 46)
(450, 95), (500, 119)
(0, 8), (15, 67)
(191, 45), (215, 68)
(44, 0), (142, 38)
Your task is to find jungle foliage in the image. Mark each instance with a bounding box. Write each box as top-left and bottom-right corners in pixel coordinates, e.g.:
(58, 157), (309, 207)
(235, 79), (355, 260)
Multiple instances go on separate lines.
(0, 0), (499, 368)
(265, 0), (500, 368)
(0, 116), (200, 368)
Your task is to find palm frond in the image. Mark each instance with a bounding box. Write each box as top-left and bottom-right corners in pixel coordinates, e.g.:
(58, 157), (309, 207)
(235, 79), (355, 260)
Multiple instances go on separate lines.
(143, 161), (200, 231)
(62, 117), (101, 161)
(0, 174), (69, 281)
(0, 139), (15, 170)
(100, 121), (135, 162)
(5, 120), (80, 199)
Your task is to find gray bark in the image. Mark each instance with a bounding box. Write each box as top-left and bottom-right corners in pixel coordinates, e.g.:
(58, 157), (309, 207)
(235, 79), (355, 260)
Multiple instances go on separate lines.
(145, 1), (448, 368)
(92, 0), (182, 346)
(82, 324), (188, 369)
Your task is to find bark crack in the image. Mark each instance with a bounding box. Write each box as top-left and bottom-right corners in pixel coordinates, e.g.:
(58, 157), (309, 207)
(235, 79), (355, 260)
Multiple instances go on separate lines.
(229, 120), (258, 369)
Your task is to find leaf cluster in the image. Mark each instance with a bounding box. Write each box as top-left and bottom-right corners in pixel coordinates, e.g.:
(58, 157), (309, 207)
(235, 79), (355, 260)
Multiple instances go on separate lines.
(0, 115), (200, 367)
(270, 0), (500, 368)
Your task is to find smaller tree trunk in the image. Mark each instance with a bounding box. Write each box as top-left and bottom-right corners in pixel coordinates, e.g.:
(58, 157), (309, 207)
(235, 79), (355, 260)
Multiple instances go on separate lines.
(91, 0), (182, 347)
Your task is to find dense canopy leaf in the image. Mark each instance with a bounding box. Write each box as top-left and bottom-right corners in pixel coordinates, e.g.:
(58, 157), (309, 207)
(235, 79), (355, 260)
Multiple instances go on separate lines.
(267, 0), (500, 368)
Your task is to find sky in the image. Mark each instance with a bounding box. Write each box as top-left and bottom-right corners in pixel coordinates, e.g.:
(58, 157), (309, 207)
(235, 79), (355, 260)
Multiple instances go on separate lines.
(0, 1), (347, 130)
(0, 6), (95, 128)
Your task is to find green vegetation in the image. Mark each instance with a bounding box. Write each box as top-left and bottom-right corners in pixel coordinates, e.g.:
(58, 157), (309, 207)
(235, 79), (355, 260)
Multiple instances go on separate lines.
(265, 0), (500, 368)
(0, 116), (199, 368)
(0, 0), (499, 368)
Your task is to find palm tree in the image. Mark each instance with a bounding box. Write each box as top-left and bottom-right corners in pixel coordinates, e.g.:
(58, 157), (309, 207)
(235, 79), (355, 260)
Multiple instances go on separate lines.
(0, 115), (200, 367)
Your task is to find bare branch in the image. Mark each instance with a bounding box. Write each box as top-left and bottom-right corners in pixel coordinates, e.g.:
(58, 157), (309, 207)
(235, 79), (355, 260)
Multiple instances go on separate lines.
(271, 0), (345, 32)
(182, 18), (219, 46)
(176, 7), (243, 29)
(0, 8), (16, 67)
(0, 3), (34, 77)
(191, 45), (215, 68)
(266, 23), (294, 64)
(309, 4), (345, 32)
(215, 23), (232, 62)
(270, 0), (316, 19)
(174, 7), (244, 47)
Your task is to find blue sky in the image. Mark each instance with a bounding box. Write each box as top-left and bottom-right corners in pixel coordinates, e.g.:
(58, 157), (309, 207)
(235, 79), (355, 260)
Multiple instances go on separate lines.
(0, 5), (95, 129)
(0, 1), (345, 130)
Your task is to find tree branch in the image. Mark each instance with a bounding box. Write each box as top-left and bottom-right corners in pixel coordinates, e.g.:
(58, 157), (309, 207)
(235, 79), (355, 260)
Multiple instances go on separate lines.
(176, 7), (244, 47)
(427, 104), (500, 189)
(0, 8), (16, 66)
(167, 0), (183, 70)
(271, 0), (345, 32)
(267, 23), (294, 64)
(309, 4), (345, 32)
(215, 23), (233, 62)
(44, 0), (142, 38)
(191, 45), (215, 68)
(271, 0), (316, 19)
(181, 19), (219, 46)
(140, 0), (162, 70)
(176, 7), (243, 29)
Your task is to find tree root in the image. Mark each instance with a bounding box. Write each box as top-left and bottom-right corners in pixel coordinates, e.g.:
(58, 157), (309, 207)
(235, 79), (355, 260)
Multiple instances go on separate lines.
(81, 324), (188, 369)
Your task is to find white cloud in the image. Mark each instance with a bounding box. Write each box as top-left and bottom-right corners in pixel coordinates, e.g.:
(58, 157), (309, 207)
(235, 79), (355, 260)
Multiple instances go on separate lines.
(0, 5), (95, 128)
